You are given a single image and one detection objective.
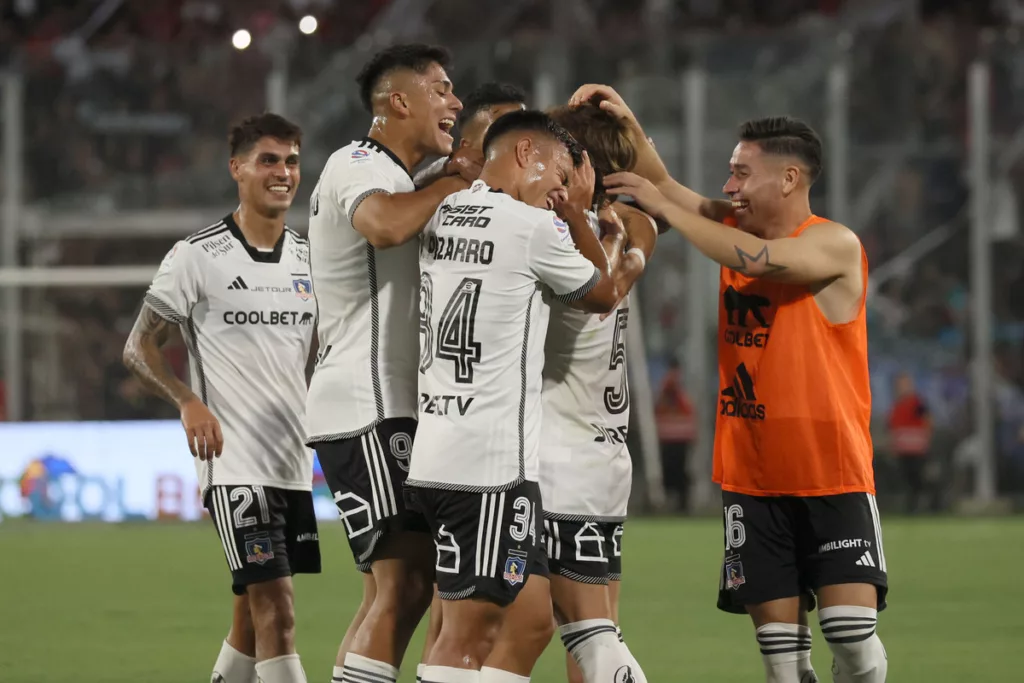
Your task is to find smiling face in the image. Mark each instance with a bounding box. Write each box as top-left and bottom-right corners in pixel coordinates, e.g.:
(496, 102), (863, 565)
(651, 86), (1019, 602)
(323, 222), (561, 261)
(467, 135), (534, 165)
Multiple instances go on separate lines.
(514, 135), (573, 211)
(722, 141), (801, 235)
(398, 61), (463, 157)
(230, 136), (300, 216)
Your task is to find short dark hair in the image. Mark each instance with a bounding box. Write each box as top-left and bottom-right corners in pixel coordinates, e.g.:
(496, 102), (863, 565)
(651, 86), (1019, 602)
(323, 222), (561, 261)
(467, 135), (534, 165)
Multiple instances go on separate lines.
(355, 43), (452, 112)
(482, 109), (584, 167)
(229, 113), (302, 158)
(738, 116), (822, 184)
(549, 104), (636, 205)
(458, 82), (527, 128)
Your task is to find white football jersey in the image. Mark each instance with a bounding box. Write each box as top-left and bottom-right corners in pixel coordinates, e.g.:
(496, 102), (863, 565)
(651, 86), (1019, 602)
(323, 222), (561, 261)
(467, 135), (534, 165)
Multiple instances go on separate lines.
(540, 211), (632, 521)
(145, 214), (316, 494)
(408, 180), (601, 491)
(305, 138), (419, 442)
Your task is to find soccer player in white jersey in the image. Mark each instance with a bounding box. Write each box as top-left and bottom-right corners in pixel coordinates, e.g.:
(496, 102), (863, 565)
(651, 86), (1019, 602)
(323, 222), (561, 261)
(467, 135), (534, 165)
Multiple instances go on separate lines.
(407, 110), (624, 683)
(123, 113), (318, 683)
(304, 44), (479, 683)
(478, 104), (658, 683)
(416, 80), (527, 682)
(541, 104), (656, 683)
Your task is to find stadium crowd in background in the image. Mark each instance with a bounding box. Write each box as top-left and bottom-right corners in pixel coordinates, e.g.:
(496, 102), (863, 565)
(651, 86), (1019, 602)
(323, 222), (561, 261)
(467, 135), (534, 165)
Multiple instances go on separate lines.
(2, 0), (1024, 505)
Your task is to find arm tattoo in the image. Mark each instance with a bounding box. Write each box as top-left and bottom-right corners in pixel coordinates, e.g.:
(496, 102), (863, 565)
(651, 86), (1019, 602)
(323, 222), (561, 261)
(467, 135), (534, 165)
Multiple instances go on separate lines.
(123, 303), (195, 409)
(731, 245), (788, 275)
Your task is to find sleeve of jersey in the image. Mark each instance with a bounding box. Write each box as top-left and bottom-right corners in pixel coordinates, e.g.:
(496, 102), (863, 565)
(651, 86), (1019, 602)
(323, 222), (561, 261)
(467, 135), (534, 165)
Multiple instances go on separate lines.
(527, 213), (602, 303)
(144, 241), (200, 324)
(330, 155), (399, 225)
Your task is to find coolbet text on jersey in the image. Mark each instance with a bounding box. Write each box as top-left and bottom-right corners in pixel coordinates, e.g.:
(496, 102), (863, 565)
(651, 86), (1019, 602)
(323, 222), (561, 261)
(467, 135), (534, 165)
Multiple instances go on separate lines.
(146, 214), (316, 495)
(713, 215), (874, 497)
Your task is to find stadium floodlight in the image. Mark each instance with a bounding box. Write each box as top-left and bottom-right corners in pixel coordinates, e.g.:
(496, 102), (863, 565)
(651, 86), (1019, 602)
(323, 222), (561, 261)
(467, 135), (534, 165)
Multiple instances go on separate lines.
(232, 29), (252, 50)
(299, 15), (318, 35)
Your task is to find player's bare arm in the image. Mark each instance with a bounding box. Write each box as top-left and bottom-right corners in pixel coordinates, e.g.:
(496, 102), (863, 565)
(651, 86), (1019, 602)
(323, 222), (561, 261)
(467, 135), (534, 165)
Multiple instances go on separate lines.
(605, 171), (861, 286)
(571, 83), (732, 222)
(556, 151), (620, 313)
(123, 304), (224, 459)
(352, 174), (469, 249)
(595, 202), (657, 320)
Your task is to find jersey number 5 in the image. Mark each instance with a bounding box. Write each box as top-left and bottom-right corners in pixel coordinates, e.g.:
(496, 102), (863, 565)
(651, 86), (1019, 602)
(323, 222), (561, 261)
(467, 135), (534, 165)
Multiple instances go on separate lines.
(604, 308), (629, 414)
(419, 274), (483, 384)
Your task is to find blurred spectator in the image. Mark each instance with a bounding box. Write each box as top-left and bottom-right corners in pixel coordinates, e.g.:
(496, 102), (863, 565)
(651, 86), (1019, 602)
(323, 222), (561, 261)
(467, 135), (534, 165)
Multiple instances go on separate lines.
(655, 358), (696, 511)
(887, 372), (934, 513)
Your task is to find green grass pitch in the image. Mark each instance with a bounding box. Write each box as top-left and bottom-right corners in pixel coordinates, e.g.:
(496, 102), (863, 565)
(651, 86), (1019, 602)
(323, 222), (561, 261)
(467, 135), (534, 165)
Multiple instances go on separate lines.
(2, 517), (1022, 682)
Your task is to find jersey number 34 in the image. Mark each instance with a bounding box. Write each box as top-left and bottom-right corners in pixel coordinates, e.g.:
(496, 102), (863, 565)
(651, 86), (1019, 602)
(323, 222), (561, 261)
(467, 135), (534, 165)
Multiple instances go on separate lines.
(419, 273), (483, 384)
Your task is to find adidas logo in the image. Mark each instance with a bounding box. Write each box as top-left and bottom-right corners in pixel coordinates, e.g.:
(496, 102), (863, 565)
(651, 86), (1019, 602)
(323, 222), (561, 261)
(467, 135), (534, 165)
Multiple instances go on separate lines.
(855, 551), (876, 567)
(720, 363), (765, 421)
(228, 276), (249, 290)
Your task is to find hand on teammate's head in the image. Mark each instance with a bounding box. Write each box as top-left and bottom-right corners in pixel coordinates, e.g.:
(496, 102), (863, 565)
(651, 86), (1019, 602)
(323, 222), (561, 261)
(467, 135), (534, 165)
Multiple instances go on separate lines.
(445, 145), (484, 183)
(558, 149), (595, 216)
(569, 84), (642, 134)
(603, 171), (668, 220)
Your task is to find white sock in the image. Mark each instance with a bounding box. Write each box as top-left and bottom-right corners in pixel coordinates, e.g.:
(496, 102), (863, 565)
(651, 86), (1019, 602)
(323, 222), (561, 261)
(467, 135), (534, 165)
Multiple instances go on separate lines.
(559, 619), (644, 683)
(337, 653), (398, 683)
(212, 640), (256, 683)
(755, 623), (817, 683)
(417, 663), (427, 682)
(819, 606), (887, 682)
(420, 665), (480, 682)
(616, 630), (648, 683)
(479, 667), (530, 682)
(255, 654), (307, 683)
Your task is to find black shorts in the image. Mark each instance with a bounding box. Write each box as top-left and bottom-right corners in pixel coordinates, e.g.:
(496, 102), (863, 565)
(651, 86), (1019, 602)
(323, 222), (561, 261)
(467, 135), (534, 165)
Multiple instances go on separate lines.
(204, 485), (321, 596)
(407, 480), (545, 607)
(543, 517), (625, 585)
(717, 491), (888, 614)
(316, 418), (429, 572)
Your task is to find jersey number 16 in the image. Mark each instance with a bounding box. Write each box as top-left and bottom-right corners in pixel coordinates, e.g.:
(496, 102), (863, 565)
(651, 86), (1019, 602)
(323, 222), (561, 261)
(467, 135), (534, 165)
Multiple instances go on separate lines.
(419, 273), (483, 384)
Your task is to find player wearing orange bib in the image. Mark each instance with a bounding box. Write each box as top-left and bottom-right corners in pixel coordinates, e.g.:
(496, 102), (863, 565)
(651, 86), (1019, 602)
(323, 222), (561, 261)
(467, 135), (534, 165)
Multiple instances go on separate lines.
(572, 84), (888, 683)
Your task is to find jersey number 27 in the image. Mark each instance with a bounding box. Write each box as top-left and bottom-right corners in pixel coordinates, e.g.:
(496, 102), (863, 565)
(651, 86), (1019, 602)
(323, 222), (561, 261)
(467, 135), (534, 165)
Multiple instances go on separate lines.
(419, 273), (483, 383)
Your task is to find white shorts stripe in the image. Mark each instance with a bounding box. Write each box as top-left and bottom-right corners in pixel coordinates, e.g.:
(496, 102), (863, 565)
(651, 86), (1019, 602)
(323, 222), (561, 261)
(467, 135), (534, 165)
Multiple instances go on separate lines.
(475, 495), (488, 577)
(481, 493), (498, 577)
(217, 487), (243, 570)
(866, 493), (886, 572)
(361, 434), (383, 521)
(211, 489), (238, 570)
(490, 491), (506, 578)
(371, 429), (398, 517)
(553, 520), (562, 561)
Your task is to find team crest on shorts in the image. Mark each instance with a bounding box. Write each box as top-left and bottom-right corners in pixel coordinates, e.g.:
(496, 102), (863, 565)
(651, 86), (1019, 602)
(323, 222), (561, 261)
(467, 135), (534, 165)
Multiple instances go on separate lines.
(292, 278), (313, 300)
(245, 533), (275, 565)
(725, 555), (746, 590)
(503, 550), (528, 586)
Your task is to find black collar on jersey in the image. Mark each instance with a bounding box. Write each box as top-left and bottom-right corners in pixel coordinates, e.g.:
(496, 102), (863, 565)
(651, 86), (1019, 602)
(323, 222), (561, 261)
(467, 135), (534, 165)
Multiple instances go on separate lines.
(223, 212), (286, 264)
(360, 137), (412, 180)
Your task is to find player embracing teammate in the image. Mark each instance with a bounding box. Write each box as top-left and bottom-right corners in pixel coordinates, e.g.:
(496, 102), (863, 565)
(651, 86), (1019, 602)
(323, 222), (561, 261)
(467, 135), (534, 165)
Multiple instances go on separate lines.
(584, 83), (889, 683)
